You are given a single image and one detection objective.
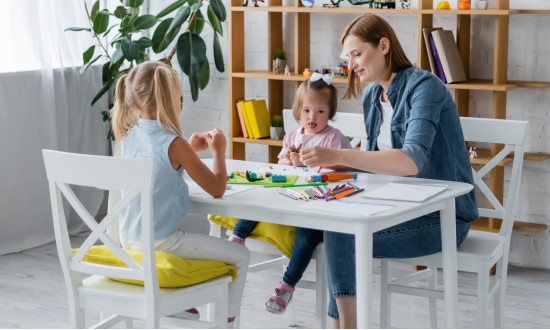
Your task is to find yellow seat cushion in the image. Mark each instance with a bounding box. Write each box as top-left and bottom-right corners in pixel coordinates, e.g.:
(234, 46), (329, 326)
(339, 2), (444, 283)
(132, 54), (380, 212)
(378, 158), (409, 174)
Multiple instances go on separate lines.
(74, 245), (236, 288)
(209, 215), (296, 258)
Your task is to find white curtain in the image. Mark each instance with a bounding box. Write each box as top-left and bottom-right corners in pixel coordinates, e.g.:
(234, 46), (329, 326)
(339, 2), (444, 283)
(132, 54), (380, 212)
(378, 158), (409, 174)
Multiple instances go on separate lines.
(0, 1), (110, 255)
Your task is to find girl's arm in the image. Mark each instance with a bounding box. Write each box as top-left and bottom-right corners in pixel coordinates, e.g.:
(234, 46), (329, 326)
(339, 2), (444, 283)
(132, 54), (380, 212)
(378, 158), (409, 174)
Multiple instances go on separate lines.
(169, 131), (227, 198)
(300, 147), (418, 176)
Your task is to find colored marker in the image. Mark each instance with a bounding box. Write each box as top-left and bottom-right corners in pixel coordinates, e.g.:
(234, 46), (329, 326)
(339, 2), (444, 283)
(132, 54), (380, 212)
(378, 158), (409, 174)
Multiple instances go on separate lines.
(300, 188), (311, 200)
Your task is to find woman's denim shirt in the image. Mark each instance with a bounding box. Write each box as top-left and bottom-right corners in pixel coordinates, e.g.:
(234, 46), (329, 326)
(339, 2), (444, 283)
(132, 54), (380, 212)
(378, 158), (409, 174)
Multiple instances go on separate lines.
(362, 66), (478, 222)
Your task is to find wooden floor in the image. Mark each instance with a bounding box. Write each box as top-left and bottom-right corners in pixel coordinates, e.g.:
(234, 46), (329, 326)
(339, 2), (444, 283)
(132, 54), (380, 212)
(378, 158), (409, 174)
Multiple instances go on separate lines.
(1, 237), (549, 329)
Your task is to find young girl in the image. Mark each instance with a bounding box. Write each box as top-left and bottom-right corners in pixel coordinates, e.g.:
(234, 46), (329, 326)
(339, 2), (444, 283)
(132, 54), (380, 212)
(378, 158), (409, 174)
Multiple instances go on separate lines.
(111, 61), (250, 326)
(228, 73), (352, 315)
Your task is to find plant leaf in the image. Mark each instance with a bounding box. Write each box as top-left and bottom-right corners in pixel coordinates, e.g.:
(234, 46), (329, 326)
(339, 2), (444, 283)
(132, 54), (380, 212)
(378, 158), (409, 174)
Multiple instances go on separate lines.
(136, 37), (152, 48)
(114, 6), (127, 19)
(190, 2), (203, 13)
(90, 0), (100, 21)
(102, 61), (111, 84)
(189, 74), (199, 101)
(156, 0), (187, 19)
(121, 38), (139, 61)
(93, 10), (110, 34)
(91, 79), (114, 106)
(126, 0), (144, 8)
(188, 11), (204, 34)
(64, 27), (91, 32)
(198, 60), (210, 90)
(152, 18), (180, 53)
(167, 6), (191, 34)
(133, 14), (157, 30)
(111, 47), (124, 65)
(210, 0), (226, 22)
(207, 4), (223, 36)
(177, 32), (206, 76)
(213, 32), (224, 73)
(102, 24), (117, 37)
(83, 45), (95, 64)
(80, 55), (101, 74)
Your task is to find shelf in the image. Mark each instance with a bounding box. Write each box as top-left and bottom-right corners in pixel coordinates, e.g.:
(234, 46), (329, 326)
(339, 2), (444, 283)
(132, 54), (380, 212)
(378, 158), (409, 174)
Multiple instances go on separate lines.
(232, 6), (519, 15)
(446, 80), (516, 91)
(509, 80), (550, 89)
(517, 9), (550, 15)
(469, 148), (550, 166)
(232, 136), (284, 147)
(232, 70), (349, 84)
(471, 218), (548, 233)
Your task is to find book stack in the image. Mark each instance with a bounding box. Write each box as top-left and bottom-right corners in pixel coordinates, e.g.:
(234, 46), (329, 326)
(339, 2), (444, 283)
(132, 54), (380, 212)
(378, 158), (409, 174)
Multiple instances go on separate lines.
(422, 28), (467, 83)
(235, 99), (271, 139)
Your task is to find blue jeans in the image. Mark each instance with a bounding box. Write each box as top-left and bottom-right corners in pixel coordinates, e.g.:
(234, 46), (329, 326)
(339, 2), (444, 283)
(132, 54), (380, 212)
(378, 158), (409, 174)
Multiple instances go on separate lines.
(233, 219), (323, 287)
(325, 216), (471, 320)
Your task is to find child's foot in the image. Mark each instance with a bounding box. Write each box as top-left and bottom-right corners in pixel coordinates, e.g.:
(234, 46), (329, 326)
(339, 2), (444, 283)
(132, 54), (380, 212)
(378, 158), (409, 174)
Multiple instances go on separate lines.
(228, 234), (245, 245)
(265, 282), (295, 314)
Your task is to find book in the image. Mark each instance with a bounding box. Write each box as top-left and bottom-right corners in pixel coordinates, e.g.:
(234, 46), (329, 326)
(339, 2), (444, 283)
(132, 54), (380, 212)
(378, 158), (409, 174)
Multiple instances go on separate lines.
(431, 30), (467, 83)
(361, 182), (447, 202)
(247, 99), (271, 139)
(429, 35), (447, 83)
(240, 100), (255, 139)
(422, 27), (443, 75)
(235, 100), (248, 138)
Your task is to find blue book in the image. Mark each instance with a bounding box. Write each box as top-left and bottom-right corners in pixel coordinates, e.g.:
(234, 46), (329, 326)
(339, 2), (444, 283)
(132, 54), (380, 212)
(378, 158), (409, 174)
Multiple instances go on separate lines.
(429, 35), (446, 83)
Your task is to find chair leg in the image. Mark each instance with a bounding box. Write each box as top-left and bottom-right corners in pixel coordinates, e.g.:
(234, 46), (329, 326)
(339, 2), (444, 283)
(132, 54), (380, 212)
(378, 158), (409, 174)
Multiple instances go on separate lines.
(380, 260), (391, 328)
(428, 267), (438, 329)
(494, 258), (507, 328)
(209, 289), (229, 328)
(123, 317), (134, 328)
(477, 262), (490, 328)
(315, 252), (328, 329)
(286, 260), (297, 327)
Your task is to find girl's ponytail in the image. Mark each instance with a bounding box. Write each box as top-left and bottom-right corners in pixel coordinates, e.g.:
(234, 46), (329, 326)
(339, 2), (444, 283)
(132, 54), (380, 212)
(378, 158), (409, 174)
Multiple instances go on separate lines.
(153, 66), (182, 137)
(110, 74), (135, 145)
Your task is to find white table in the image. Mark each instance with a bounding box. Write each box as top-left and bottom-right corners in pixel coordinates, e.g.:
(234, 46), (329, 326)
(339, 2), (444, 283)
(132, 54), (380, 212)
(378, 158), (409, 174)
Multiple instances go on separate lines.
(187, 159), (473, 328)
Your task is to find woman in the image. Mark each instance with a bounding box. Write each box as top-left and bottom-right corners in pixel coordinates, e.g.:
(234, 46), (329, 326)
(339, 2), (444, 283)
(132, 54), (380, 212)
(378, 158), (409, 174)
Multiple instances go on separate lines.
(299, 14), (478, 328)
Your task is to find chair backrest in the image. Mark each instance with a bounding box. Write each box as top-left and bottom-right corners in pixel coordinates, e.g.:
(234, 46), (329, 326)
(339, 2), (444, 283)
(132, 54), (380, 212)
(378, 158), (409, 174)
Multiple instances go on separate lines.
(42, 150), (158, 291)
(459, 117), (528, 241)
(283, 109), (368, 150)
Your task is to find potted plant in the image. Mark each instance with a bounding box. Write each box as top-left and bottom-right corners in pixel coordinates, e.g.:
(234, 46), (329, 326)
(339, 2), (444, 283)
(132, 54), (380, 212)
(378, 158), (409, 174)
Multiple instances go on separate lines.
(270, 114), (284, 140)
(66, 0), (227, 139)
(272, 49), (286, 74)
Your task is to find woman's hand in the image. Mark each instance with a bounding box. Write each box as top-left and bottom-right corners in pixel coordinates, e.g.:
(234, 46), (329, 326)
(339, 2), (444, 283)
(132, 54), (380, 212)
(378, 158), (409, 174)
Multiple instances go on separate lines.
(300, 146), (340, 168)
(206, 128), (226, 155)
(188, 132), (210, 153)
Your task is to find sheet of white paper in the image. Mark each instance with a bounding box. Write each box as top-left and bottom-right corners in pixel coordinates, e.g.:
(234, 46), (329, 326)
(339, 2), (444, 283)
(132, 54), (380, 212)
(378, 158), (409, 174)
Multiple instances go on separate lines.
(253, 164), (334, 177)
(361, 182), (447, 202)
(186, 180), (257, 197)
(297, 199), (395, 216)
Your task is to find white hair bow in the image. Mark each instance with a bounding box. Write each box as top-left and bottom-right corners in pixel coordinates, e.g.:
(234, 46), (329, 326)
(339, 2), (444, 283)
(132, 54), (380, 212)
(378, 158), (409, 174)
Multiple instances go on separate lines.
(309, 72), (333, 85)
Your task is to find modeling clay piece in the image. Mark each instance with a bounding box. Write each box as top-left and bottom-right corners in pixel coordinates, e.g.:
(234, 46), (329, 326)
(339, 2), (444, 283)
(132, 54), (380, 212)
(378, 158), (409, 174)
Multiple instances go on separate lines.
(271, 175), (287, 183)
(245, 171), (264, 182)
(305, 173), (358, 183)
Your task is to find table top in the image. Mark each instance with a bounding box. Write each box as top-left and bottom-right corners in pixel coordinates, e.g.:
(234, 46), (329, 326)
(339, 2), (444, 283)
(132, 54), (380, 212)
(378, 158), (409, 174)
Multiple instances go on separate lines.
(187, 159), (473, 234)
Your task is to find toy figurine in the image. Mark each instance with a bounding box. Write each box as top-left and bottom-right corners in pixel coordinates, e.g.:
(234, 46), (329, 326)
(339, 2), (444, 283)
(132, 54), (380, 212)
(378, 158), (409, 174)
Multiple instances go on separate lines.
(373, 0), (396, 9)
(243, 0), (264, 7)
(458, 0), (470, 10)
(301, 0), (315, 7)
(284, 65), (291, 76)
(469, 146), (478, 158)
(401, 0), (411, 9)
(323, 0), (343, 7)
(303, 68), (312, 77)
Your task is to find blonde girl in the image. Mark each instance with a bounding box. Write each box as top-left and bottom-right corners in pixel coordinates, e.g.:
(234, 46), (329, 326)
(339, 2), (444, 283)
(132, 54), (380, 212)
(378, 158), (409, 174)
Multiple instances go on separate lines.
(111, 61), (249, 326)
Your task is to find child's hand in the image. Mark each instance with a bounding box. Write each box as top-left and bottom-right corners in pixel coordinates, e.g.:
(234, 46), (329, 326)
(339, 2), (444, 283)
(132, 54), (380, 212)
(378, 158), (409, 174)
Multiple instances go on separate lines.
(206, 128), (226, 155)
(188, 132), (209, 153)
(289, 152), (304, 166)
(284, 143), (302, 161)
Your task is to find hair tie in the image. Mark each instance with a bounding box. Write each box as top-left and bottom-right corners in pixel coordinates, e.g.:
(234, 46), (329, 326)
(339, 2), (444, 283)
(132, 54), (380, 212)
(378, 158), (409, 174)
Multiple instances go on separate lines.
(309, 72), (333, 85)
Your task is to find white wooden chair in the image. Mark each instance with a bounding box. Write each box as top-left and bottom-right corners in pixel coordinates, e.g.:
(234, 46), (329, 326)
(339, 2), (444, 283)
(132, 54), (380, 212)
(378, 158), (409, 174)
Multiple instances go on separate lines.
(378, 117), (528, 328)
(211, 110), (367, 328)
(43, 149), (231, 329)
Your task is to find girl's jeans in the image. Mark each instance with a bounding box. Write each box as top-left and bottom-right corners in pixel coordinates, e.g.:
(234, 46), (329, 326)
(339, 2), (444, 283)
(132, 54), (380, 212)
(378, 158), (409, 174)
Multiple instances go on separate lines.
(121, 213), (250, 318)
(325, 216), (471, 320)
(233, 219), (323, 287)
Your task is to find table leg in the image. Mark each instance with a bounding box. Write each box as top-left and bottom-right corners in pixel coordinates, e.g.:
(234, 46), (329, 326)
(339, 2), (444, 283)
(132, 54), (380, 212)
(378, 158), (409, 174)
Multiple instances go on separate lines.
(355, 224), (373, 328)
(440, 199), (458, 328)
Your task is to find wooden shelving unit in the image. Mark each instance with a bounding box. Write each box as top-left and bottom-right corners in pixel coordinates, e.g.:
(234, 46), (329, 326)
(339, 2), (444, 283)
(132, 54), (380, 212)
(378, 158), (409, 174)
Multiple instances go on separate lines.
(227, 0), (549, 233)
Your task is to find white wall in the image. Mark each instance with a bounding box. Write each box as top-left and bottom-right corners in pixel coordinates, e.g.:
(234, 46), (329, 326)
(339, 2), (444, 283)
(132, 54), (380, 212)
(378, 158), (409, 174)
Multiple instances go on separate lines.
(152, 0), (550, 269)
